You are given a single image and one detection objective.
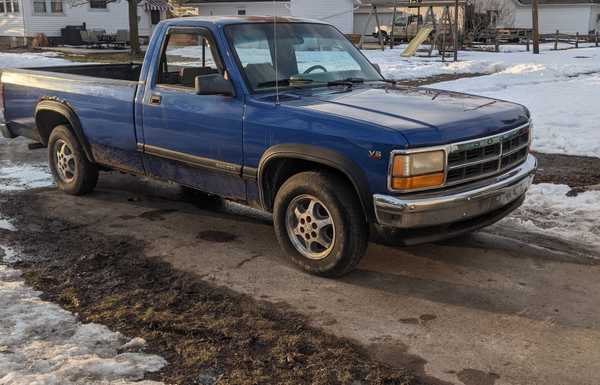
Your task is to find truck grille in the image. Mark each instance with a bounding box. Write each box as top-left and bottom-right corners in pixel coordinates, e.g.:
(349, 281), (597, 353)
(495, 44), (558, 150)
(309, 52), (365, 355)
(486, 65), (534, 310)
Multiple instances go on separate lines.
(445, 124), (530, 186)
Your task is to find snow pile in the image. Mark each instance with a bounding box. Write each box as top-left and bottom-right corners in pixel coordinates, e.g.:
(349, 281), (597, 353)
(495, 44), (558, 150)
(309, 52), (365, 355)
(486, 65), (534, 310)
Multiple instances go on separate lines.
(0, 51), (71, 69)
(0, 161), (54, 191)
(365, 46), (600, 82)
(0, 246), (167, 385)
(0, 217), (16, 232)
(503, 184), (600, 254)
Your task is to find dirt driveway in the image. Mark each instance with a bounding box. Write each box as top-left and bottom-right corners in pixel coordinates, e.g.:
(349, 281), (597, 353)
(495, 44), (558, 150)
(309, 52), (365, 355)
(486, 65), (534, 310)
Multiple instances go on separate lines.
(2, 139), (600, 385)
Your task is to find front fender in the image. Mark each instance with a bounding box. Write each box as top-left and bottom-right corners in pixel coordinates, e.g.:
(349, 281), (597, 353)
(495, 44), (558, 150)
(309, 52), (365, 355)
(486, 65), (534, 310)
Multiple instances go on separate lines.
(258, 144), (375, 222)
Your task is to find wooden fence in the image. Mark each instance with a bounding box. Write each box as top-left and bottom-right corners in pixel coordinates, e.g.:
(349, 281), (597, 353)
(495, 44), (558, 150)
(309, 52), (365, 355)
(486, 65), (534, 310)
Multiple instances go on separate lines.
(466, 29), (599, 52)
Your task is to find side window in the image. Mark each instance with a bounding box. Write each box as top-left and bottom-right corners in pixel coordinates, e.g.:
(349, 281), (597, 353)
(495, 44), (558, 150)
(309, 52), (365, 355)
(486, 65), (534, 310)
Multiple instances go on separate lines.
(157, 30), (221, 89)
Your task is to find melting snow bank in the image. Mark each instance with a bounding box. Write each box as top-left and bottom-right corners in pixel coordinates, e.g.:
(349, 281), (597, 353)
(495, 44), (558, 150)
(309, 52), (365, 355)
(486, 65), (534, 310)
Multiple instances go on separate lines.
(0, 246), (167, 385)
(0, 161), (54, 191)
(501, 184), (600, 256)
(365, 45), (600, 83)
(0, 51), (72, 69)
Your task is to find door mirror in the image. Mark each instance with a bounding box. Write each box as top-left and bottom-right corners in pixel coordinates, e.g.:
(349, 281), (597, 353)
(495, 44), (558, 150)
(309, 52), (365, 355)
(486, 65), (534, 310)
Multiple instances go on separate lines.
(195, 74), (234, 96)
(373, 63), (382, 74)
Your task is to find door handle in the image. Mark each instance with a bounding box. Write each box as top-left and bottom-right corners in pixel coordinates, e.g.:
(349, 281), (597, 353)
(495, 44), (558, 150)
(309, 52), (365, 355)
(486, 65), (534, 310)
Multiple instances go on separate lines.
(149, 94), (162, 105)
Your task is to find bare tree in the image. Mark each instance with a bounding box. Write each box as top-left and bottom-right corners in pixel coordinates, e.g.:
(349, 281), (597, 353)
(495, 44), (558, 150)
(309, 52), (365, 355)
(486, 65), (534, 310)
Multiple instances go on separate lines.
(68, 0), (142, 56)
(468, 0), (515, 41)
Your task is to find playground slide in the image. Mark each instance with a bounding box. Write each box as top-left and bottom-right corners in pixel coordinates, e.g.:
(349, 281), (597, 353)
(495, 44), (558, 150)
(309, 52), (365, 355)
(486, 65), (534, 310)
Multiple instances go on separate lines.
(401, 27), (434, 57)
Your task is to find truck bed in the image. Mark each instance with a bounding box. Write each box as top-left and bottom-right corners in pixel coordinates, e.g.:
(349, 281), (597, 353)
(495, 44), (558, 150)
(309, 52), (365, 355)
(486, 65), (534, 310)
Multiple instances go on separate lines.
(1, 63), (143, 173)
(27, 63), (143, 82)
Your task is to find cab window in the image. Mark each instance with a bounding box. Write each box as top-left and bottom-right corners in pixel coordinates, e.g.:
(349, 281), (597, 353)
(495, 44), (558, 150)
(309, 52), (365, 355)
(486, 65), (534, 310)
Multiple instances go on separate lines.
(157, 30), (222, 89)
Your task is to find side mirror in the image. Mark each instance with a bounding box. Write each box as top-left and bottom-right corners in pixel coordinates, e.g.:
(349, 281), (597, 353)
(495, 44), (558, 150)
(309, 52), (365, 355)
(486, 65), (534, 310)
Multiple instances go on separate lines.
(373, 63), (382, 74)
(195, 74), (234, 96)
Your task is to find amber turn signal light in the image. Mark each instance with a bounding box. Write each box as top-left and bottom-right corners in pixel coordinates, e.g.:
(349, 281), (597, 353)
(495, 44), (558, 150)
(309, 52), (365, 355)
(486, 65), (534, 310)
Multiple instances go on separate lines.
(391, 172), (445, 190)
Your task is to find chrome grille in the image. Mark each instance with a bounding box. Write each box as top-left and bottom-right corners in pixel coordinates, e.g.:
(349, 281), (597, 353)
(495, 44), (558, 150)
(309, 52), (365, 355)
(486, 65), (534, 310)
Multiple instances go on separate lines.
(445, 124), (530, 186)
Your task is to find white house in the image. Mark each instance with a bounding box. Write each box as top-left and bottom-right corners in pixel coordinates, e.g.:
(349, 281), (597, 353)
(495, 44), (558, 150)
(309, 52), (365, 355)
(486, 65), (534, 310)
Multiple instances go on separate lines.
(0, 0), (168, 47)
(479, 0), (600, 34)
(187, 0), (359, 33)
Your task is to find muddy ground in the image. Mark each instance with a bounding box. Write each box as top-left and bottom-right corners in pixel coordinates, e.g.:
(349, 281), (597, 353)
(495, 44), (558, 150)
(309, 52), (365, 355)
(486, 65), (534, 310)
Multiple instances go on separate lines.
(0, 191), (421, 385)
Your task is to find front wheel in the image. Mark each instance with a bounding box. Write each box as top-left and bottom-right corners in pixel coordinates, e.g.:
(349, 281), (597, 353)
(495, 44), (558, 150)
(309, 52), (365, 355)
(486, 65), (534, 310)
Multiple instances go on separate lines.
(48, 125), (99, 195)
(273, 171), (368, 277)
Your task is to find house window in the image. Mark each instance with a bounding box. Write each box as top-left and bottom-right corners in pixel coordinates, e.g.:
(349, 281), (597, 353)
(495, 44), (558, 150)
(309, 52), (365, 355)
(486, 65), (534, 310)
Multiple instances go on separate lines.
(33, 0), (47, 13)
(0, 1), (4, 13)
(50, 0), (62, 13)
(90, 0), (107, 9)
(237, 8), (246, 16)
(150, 9), (161, 25)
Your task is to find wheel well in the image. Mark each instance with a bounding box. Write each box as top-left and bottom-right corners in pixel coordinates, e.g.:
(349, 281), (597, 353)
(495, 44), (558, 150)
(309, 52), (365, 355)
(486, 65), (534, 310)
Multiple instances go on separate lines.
(35, 110), (70, 145)
(261, 158), (370, 220)
(35, 107), (94, 163)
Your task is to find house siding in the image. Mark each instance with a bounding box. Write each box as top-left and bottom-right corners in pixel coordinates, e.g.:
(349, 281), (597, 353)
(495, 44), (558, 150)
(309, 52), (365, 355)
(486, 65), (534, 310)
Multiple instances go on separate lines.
(513, 4), (593, 33)
(290, 0), (355, 33)
(193, 1), (291, 17)
(0, 0), (26, 37)
(192, 0), (356, 33)
(1, 0), (161, 38)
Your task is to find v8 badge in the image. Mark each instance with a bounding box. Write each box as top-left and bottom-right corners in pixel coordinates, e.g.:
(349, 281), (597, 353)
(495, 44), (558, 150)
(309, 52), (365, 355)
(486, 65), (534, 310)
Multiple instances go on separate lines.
(368, 150), (382, 160)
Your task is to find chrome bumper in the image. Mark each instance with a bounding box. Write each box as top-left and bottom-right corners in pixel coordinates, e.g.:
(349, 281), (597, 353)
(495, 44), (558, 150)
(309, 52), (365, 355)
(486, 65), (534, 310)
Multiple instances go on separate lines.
(374, 154), (537, 229)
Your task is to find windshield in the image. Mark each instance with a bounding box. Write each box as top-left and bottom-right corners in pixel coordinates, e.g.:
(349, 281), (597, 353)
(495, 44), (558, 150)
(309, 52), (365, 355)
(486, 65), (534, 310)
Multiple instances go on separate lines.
(224, 23), (383, 92)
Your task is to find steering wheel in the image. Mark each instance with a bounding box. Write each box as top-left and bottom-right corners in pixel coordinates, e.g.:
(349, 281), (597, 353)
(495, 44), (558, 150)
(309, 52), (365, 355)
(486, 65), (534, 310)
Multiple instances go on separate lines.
(303, 65), (328, 74)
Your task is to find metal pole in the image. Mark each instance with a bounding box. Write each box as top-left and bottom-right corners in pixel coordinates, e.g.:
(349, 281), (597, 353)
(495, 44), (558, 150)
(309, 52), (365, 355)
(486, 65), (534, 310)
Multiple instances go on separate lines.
(532, 0), (540, 54)
(359, 5), (374, 49)
(390, 0), (398, 49)
(373, 5), (385, 51)
(453, 0), (459, 61)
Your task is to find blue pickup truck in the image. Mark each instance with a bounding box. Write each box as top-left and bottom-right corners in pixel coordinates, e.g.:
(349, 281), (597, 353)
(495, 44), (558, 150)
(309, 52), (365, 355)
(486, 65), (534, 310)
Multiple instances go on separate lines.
(0, 16), (536, 276)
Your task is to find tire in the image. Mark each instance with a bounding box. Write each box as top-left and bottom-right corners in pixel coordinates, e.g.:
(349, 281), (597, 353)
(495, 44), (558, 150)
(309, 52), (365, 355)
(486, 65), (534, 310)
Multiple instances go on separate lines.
(48, 125), (99, 195)
(273, 171), (368, 277)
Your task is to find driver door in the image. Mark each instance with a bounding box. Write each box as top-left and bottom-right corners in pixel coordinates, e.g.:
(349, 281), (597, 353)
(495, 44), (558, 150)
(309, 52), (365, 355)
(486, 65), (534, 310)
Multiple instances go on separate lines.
(140, 27), (245, 200)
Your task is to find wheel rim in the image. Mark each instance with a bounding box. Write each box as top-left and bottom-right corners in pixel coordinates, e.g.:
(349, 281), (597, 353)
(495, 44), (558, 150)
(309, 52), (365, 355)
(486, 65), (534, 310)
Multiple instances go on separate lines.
(285, 194), (336, 261)
(54, 139), (77, 183)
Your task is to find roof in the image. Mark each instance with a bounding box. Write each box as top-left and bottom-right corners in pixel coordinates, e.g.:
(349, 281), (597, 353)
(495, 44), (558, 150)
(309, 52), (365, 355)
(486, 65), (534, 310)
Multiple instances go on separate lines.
(164, 15), (328, 27)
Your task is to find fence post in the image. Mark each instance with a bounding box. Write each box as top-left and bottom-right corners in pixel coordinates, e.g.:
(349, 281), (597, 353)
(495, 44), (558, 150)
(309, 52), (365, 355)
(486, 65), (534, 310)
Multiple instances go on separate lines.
(526, 31), (530, 51)
(596, 31), (599, 47)
(575, 32), (579, 48)
(495, 32), (499, 52)
(554, 29), (559, 50)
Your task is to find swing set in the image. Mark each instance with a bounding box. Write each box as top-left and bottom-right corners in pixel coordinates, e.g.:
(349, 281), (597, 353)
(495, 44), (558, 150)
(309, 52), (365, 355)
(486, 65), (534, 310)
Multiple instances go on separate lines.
(358, 0), (465, 61)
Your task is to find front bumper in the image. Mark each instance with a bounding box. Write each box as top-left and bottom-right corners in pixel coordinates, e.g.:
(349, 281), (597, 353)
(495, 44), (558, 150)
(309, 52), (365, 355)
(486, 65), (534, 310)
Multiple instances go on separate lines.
(374, 154), (537, 229)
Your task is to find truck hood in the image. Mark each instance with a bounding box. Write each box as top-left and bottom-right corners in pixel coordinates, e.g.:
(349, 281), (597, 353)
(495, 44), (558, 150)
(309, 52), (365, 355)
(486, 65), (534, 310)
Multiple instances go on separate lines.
(290, 85), (530, 148)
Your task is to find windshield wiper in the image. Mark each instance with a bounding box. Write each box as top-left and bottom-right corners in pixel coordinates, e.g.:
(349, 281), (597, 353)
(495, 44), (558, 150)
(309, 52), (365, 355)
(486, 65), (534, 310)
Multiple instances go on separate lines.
(256, 78), (316, 89)
(327, 77), (366, 87)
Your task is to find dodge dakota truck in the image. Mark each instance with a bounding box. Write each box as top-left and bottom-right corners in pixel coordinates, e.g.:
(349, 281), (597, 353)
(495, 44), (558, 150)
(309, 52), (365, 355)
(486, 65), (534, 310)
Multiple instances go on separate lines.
(0, 16), (536, 277)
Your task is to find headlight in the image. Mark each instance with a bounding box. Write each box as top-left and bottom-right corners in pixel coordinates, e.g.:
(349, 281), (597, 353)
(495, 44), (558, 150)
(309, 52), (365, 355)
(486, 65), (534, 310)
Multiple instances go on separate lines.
(391, 150), (445, 190)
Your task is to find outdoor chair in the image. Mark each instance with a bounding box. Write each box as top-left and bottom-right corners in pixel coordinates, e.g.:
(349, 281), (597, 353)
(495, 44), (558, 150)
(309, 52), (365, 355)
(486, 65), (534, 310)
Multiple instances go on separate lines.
(116, 30), (130, 48)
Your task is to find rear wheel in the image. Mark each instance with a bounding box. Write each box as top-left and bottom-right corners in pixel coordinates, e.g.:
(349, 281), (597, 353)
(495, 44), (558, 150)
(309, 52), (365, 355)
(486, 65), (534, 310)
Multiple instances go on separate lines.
(48, 125), (98, 195)
(273, 171), (368, 277)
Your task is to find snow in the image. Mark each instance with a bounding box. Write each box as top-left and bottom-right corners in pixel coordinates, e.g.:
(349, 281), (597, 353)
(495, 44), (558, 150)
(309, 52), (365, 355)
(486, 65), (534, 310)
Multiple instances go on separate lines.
(501, 184), (600, 255)
(0, 161), (54, 192)
(0, 244), (167, 385)
(0, 218), (16, 232)
(0, 51), (71, 69)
